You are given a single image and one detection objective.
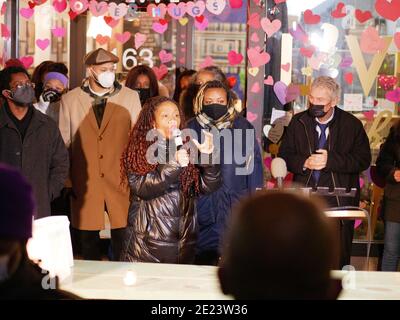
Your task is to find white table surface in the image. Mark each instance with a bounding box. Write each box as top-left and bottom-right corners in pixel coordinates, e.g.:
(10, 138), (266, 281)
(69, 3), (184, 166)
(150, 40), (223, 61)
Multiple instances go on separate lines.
(60, 260), (400, 300)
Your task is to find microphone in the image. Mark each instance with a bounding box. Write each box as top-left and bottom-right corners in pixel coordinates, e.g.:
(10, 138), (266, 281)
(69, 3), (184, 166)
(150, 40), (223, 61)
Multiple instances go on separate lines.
(171, 127), (187, 167)
(271, 157), (287, 189)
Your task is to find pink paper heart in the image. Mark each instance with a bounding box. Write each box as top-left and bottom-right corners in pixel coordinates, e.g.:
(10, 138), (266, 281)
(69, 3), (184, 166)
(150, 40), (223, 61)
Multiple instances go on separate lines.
(247, 12), (261, 28)
(260, 18), (282, 37)
(247, 47), (270, 68)
(36, 38), (50, 51)
(281, 63), (290, 72)
(159, 50), (173, 64)
(19, 56), (34, 69)
(206, 0), (226, 15)
(153, 64), (168, 80)
(51, 27), (66, 38)
(152, 21), (168, 34)
(300, 46), (315, 58)
(247, 111), (258, 123)
(227, 50), (243, 66)
(20, 7), (34, 19)
(274, 0), (286, 3)
(108, 3), (127, 19)
(200, 56), (214, 69)
(194, 15), (209, 30)
(250, 32), (259, 42)
(178, 57), (185, 64)
(104, 16), (119, 28)
(1, 23), (10, 39)
(115, 31), (131, 44)
(394, 32), (400, 51)
(147, 4), (167, 18)
(286, 84), (300, 102)
(167, 3), (186, 19)
(52, 0), (67, 13)
(186, 1), (205, 17)
(264, 76), (274, 86)
(264, 156), (272, 170)
(134, 33), (146, 49)
(354, 219), (363, 229)
(363, 110), (375, 121)
(251, 82), (261, 93)
(360, 26), (386, 54)
(385, 88), (400, 103)
(1, 2), (6, 15)
(89, 0), (108, 17)
(70, 0), (89, 15)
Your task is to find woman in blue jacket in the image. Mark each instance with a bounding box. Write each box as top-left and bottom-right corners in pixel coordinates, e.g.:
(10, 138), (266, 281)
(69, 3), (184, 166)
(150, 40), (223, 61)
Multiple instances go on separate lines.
(187, 80), (264, 265)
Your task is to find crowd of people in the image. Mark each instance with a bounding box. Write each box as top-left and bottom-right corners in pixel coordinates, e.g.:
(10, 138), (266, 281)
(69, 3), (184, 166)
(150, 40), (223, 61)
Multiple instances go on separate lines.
(0, 47), (399, 299)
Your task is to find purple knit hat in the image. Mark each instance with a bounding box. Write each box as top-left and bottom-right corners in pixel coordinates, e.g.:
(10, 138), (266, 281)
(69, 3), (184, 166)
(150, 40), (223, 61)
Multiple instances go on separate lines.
(0, 164), (35, 240)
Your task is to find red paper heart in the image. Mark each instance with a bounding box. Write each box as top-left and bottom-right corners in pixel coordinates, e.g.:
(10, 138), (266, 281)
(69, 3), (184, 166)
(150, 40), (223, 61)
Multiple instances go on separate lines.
(195, 15), (204, 23)
(394, 32), (400, 50)
(96, 34), (110, 46)
(375, 0), (400, 22)
(104, 16), (119, 28)
(355, 9), (372, 23)
(68, 10), (78, 20)
(28, 1), (36, 9)
(159, 19), (168, 25)
(374, 100), (378, 107)
(304, 10), (320, 24)
(229, 0), (243, 9)
(331, 2), (347, 19)
(344, 72), (353, 85)
(300, 46), (315, 58)
(378, 75), (398, 91)
(227, 76), (237, 88)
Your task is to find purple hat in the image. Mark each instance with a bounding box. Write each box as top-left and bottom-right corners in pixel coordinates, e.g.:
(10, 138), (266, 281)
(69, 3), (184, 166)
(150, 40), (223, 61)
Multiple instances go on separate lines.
(44, 72), (69, 88)
(0, 164), (35, 240)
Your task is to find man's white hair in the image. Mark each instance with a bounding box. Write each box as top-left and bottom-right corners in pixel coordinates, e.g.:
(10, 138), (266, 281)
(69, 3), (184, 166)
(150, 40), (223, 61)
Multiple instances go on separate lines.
(311, 76), (341, 100)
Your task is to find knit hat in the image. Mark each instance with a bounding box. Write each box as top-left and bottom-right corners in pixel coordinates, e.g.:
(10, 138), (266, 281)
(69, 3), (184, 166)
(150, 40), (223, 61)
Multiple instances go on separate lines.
(0, 164), (35, 240)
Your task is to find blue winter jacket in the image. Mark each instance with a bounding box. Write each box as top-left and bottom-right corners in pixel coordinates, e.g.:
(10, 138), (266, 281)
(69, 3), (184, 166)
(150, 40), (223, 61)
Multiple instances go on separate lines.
(187, 115), (264, 255)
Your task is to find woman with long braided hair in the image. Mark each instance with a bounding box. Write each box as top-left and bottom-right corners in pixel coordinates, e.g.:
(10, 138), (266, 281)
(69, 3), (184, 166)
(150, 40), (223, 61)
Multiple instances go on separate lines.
(120, 96), (220, 263)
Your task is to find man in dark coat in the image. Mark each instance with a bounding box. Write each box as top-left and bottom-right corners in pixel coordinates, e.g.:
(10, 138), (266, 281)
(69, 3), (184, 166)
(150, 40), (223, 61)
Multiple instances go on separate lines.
(0, 66), (69, 218)
(279, 76), (371, 268)
(0, 164), (78, 299)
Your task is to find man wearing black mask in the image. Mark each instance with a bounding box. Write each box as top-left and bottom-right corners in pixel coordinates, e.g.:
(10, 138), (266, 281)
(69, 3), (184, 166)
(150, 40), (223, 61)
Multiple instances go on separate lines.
(279, 76), (371, 268)
(0, 66), (69, 219)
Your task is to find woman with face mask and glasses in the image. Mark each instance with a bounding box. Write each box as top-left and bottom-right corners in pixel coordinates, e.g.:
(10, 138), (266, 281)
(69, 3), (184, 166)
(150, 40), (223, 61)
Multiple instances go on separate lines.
(186, 80), (264, 265)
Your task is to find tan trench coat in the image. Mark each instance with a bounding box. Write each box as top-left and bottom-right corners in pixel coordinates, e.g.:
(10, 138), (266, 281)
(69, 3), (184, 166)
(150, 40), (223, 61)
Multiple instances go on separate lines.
(59, 86), (141, 230)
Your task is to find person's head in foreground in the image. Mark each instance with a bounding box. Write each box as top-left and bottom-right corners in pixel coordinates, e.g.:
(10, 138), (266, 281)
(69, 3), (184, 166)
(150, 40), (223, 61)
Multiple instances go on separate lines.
(218, 191), (341, 300)
(0, 164), (77, 299)
(308, 76), (340, 122)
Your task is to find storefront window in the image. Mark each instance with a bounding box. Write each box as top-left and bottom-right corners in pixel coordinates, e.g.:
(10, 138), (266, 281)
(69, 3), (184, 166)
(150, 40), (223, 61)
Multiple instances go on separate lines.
(193, 3), (247, 99)
(18, 0), (70, 71)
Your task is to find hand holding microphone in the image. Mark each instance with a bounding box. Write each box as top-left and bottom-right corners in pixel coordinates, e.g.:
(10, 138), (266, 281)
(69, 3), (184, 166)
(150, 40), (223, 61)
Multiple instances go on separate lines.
(170, 124), (189, 167)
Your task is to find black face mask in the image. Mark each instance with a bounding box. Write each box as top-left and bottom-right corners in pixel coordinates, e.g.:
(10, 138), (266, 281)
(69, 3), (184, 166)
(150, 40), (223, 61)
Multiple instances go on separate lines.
(308, 103), (328, 118)
(42, 89), (62, 103)
(136, 88), (151, 105)
(202, 103), (228, 120)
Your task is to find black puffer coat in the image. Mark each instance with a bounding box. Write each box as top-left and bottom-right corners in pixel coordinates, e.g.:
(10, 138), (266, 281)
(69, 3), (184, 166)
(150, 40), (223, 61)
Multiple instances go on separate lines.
(121, 158), (220, 264)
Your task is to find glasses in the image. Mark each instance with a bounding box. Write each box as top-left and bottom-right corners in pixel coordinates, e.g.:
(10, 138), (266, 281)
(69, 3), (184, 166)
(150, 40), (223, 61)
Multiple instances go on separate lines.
(10, 82), (35, 90)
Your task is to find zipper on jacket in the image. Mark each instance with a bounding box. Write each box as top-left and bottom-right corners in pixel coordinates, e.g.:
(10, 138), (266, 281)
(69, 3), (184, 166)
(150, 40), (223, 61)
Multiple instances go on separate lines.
(299, 118), (313, 187)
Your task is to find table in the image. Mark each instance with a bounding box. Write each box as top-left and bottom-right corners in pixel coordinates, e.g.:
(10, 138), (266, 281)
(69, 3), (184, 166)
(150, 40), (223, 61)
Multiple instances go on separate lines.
(60, 260), (400, 300)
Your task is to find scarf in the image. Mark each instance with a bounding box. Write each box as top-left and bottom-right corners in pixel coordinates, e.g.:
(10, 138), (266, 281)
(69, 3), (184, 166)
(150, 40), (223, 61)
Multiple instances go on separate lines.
(81, 79), (121, 128)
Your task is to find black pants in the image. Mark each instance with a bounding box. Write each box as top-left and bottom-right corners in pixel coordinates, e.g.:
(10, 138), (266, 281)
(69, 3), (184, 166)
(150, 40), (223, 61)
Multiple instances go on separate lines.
(74, 227), (126, 261)
(340, 220), (355, 268)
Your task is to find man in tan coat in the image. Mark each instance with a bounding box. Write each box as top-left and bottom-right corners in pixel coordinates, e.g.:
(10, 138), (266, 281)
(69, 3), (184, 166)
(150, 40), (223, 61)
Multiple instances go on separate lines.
(59, 48), (141, 260)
